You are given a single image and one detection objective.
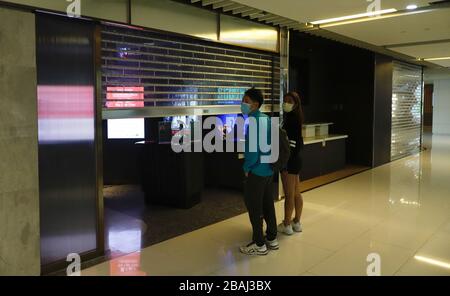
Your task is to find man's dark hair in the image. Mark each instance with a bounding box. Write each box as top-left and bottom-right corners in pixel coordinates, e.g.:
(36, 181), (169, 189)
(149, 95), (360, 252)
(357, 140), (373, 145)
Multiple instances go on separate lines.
(244, 87), (264, 108)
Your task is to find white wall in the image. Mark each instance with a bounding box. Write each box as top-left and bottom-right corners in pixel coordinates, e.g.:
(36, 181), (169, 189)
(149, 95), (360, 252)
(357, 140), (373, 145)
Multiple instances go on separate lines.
(433, 79), (450, 135)
(132, 0), (218, 40)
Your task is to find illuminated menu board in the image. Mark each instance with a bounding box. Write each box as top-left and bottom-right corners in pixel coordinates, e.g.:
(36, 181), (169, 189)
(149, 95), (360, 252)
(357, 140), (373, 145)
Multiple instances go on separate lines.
(106, 86), (144, 108)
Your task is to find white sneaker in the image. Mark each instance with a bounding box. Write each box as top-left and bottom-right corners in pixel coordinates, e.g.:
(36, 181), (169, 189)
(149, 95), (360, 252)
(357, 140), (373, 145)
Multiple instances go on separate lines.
(240, 242), (268, 256)
(265, 238), (279, 250)
(277, 222), (294, 235)
(292, 221), (303, 232)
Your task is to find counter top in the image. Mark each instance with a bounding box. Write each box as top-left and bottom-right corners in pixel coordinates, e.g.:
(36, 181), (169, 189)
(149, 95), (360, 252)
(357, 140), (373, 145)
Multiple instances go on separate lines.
(136, 135), (348, 147)
(304, 134), (348, 145)
(303, 123), (334, 127)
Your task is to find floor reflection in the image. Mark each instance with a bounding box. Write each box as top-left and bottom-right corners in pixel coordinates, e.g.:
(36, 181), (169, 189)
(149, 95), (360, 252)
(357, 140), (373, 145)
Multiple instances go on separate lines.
(105, 207), (146, 256)
(103, 185), (247, 258)
(109, 252), (146, 276)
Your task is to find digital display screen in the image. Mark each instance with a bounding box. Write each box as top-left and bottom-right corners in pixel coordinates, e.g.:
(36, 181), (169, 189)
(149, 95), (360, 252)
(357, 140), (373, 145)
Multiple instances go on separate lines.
(107, 118), (145, 139)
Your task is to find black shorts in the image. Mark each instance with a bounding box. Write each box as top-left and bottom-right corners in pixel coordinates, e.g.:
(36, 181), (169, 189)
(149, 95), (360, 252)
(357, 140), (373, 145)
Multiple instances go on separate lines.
(283, 153), (302, 175)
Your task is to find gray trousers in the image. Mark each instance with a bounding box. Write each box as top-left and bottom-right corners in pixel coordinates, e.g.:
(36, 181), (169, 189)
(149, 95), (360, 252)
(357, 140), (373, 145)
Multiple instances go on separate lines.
(244, 173), (277, 246)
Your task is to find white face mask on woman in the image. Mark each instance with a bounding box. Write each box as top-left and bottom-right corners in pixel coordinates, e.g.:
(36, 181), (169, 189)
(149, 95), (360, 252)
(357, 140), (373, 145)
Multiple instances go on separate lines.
(282, 102), (294, 113)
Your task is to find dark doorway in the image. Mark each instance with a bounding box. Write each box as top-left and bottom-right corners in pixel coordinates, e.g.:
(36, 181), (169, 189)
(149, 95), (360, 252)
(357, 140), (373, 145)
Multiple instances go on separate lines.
(424, 84), (434, 128)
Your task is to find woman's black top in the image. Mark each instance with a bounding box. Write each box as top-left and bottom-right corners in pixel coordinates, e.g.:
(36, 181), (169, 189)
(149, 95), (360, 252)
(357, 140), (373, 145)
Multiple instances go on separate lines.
(282, 112), (303, 174)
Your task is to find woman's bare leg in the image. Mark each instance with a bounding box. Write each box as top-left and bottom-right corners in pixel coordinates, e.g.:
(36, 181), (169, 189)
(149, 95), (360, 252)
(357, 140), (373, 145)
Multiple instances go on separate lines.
(281, 171), (296, 225)
(293, 175), (303, 223)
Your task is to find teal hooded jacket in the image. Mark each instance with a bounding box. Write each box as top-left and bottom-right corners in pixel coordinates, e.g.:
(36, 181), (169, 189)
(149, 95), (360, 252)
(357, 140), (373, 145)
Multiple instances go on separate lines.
(243, 109), (274, 177)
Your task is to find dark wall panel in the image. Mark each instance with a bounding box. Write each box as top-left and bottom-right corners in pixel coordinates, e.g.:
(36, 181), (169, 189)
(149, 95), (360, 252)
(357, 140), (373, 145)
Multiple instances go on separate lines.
(37, 14), (99, 268)
(423, 84), (433, 127)
(290, 32), (375, 167)
(373, 54), (393, 167)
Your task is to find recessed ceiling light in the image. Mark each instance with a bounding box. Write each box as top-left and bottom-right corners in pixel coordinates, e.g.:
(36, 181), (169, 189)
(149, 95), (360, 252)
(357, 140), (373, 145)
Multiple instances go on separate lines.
(406, 4), (418, 10)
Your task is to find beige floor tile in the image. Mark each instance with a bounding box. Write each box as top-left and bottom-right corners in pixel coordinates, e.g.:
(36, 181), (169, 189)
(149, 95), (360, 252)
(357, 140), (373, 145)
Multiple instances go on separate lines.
(395, 233), (450, 276)
(309, 233), (414, 276)
(300, 271), (319, 276)
(292, 214), (372, 251)
(212, 240), (333, 276)
(395, 257), (450, 276)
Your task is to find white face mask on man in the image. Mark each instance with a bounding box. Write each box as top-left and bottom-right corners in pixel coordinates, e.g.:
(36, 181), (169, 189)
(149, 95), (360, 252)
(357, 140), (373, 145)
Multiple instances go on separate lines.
(282, 102), (294, 113)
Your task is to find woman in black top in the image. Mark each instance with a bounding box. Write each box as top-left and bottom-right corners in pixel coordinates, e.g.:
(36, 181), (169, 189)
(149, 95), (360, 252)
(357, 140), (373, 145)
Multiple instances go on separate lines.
(278, 91), (304, 235)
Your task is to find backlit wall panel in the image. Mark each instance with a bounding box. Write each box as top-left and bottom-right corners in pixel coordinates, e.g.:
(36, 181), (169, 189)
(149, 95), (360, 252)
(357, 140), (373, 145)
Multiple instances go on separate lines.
(37, 14), (99, 267)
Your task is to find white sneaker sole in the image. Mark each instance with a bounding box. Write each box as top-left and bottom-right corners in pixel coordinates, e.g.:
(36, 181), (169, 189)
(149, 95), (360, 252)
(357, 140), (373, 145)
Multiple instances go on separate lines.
(266, 244), (279, 250)
(278, 229), (294, 236)
(239, 248), (269, 256)
(293, 225), (303, 233)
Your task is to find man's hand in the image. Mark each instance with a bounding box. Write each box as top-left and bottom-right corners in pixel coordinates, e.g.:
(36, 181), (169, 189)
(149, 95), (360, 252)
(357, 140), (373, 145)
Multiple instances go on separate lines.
(245, 172), (249, 178)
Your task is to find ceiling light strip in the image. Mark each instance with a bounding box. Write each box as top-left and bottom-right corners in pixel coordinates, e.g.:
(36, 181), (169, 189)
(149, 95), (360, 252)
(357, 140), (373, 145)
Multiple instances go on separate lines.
(424, 57), (450, 61)
(310, 8), (397, 25)
(318, 9), (434, 28)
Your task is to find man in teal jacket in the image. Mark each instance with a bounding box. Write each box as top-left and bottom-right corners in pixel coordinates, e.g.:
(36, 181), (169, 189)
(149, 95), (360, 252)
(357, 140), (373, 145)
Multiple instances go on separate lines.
(240, 88), (278, 256)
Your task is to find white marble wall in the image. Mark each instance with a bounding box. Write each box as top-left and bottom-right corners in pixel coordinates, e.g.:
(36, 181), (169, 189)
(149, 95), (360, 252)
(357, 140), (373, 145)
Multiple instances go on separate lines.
(432, 79), (450, 135)
(0, 7), (40, 275)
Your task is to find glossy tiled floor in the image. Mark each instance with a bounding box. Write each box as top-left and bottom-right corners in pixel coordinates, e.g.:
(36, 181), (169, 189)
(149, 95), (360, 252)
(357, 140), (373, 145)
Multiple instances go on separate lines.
(83, 134), (450, 276)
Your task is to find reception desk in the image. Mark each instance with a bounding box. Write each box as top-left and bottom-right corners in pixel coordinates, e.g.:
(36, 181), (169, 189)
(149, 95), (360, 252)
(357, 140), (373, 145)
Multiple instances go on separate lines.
(299, 122), (348, 180)
(300, 134), (348, 180)
(136, 141), (204, 209)
(136, 132), (348, 208)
